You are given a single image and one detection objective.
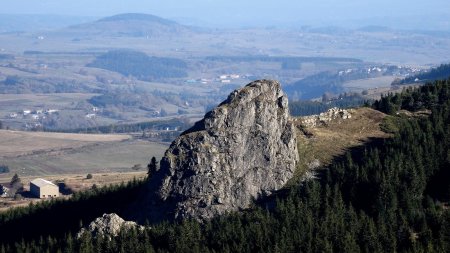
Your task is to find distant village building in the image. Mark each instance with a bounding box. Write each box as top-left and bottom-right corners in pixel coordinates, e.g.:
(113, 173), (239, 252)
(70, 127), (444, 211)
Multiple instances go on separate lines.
(200, 78), (211, 83)
(0, 185), (9, 197)
(45, 109), (59, 114)
(30, 178), (59, 199)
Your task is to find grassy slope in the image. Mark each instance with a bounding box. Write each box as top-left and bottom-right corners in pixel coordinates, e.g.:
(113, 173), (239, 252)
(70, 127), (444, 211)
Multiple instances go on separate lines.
(292, 107), (389, 182)
(0, 129), (130, 156)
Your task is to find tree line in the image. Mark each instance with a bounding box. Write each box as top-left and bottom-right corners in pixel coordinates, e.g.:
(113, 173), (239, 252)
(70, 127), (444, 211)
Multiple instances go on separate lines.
(87, 50), (188, 81)
(289, 94), (367, 116)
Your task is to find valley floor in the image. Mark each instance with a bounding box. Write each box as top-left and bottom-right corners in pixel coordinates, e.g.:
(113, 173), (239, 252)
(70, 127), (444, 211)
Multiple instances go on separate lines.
(0, 129), (167, 211)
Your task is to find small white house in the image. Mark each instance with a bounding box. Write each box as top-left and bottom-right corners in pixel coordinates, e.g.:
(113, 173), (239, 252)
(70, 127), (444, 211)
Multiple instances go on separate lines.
(0, 185), (9, 197)
(30, 178), (59, 199)
(46, 109), (59, 114)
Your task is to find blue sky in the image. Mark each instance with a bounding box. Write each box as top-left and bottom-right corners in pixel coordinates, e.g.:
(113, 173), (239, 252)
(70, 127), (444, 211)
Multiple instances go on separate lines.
(2, 0), (450, 28)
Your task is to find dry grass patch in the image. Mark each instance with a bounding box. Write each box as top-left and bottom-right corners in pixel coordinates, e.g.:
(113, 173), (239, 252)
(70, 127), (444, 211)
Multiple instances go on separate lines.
(292, 107), (389, 181)
(47, 171), (147, 192)
(0, 139), (167, 178)
(0, 130), (131, 157)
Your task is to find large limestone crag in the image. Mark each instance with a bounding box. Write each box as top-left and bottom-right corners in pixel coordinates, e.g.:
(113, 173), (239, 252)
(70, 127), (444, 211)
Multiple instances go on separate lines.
(142, 80), (298, 221)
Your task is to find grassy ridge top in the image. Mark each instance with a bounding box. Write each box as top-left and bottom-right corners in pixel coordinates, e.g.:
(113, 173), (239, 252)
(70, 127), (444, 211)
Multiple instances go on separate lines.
(293, 107), (388, 181)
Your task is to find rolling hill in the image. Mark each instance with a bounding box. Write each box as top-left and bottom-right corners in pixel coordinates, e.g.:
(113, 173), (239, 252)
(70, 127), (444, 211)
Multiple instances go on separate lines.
(60, 13), (194, 38)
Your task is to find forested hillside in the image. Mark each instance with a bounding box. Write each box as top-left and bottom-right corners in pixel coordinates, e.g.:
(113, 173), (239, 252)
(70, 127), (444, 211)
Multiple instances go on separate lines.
(400, 63), (450, 84)
(289, 94), (367, 116)
(0, 80), (449, 252)
(87, 50), (188, 80)
(284, 65), (407, 100)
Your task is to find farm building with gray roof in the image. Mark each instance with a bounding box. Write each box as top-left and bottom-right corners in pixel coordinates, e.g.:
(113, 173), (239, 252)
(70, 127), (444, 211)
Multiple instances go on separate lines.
(30, 178), (59, 199)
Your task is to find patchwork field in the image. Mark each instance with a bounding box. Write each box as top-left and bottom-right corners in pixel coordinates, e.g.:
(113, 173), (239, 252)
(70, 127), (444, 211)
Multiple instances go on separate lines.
(0, 130), (168, 179)
(0, 130), (130, 156)
(0, 93), (98, 112)
(0, 129), (168, 211)
(342, 76), (396, 92)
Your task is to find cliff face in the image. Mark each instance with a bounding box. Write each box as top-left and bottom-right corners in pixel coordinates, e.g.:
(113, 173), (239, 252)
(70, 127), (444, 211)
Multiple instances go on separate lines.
(143, 80), (298, 221)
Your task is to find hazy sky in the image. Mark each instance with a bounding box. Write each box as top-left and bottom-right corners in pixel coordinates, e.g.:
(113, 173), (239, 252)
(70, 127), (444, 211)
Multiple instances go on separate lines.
(2, 0), (450, 28)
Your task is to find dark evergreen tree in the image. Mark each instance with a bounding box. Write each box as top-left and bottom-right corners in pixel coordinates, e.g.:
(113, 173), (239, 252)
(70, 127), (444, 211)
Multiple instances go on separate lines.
(147, 157), (158, 178)
(10, 173), (20, 186)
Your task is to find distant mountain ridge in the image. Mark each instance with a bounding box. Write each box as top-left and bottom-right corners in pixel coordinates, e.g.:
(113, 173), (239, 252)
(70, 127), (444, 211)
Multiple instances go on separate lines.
(61, 13), (192, 38)
(97, 13), (179, 26)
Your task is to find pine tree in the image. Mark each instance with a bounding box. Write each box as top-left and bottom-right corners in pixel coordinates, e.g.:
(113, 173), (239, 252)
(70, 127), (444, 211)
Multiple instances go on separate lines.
(10, 173), (21, 186)
(147, 157), (158, 178)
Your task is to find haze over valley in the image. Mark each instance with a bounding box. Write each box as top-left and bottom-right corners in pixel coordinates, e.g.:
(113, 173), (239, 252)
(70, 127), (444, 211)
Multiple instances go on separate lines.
(1, 11), (449, 132)
(0, 1), (449, 252)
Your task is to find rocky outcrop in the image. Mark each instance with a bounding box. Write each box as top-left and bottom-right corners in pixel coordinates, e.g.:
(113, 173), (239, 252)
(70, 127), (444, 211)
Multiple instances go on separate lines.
(78, 213), (144, 239)
(140, 80), (298, 221)
(300, 107), (353, 128)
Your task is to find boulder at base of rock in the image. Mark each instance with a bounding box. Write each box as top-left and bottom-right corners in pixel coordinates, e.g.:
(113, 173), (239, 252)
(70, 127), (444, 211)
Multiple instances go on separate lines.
(139, 79), (299, 222)
(78, 213), (144, 239)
